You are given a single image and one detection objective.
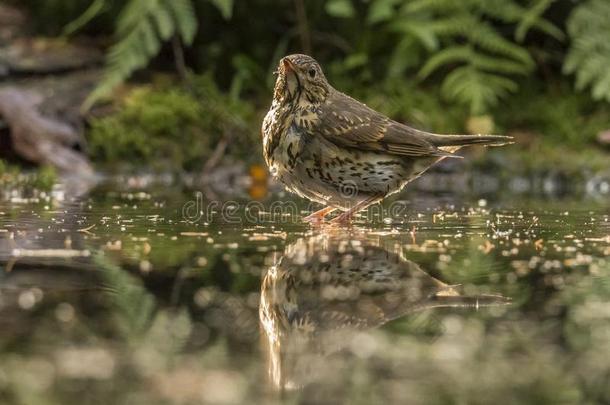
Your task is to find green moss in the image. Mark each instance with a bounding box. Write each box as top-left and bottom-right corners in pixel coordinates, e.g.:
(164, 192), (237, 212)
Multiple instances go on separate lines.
(88, 74), (258, 171)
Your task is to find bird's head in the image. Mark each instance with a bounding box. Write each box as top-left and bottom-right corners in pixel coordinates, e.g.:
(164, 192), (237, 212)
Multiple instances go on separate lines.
(273, 54), (330, 107)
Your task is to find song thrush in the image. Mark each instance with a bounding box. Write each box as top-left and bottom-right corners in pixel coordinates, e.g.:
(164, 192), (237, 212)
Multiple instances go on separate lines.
(259, 232), (510, 389)
(262, 54), (512, 223)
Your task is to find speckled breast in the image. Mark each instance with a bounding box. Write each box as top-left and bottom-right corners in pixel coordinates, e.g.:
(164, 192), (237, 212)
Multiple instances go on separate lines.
(269, 124), (422, 210)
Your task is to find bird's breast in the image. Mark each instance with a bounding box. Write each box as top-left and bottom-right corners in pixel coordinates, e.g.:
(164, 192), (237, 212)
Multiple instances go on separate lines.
(262, 102), (293, 166)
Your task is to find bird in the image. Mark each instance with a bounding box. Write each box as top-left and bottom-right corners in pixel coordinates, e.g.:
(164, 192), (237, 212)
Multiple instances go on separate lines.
(259, 232), (510, 390)
(261, 54), (512, 223)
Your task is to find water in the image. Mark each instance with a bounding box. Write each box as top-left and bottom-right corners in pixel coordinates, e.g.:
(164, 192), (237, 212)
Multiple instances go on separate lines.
(0, 181), (608, 404)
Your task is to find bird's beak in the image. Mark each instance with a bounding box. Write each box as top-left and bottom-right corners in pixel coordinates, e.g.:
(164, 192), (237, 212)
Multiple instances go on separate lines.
(282, 58), (295, 73)
(279, 57), (300, 99)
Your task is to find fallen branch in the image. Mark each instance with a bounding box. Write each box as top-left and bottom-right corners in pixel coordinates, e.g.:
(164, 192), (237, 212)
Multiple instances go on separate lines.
(0, 87), (93, 175)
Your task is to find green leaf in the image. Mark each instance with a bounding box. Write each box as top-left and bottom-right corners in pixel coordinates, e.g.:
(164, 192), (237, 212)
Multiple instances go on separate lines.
(209, 0), (234, 20)
(151, 4), (174, 40)
(62, 0), (106, 36)
(165, 0), (197, 44)
(515, 0), (556, 42)
(391, 21), (439, 51)
(116, 0), (152, 36)
(343, 53), (368, 69)
(367, 0), (401, 24)
(404, 0), (462, 14)
(325, 0), (355, 18)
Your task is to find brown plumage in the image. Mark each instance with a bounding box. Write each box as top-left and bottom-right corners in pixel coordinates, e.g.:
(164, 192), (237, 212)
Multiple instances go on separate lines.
(262, 54), (512, 223)
(259, 233), (510, 389)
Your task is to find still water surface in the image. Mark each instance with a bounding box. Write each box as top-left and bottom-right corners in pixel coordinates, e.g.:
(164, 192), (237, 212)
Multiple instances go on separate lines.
(0, 181), (608, 404)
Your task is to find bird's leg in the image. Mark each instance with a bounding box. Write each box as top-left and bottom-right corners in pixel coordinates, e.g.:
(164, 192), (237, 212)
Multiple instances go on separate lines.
(330, 196), (380, 224)
(303, 206), (336, 223)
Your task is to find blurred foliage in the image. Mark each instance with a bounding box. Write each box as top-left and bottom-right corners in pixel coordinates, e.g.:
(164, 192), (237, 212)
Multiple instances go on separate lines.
(562, 258), (610, 403)
(33, 166), (58, 191)
(8, 0), (120, 35)
(347, 79), (467, 134)
(9, 0), (610, 165)
(15, 0), (562, 113)
(95, 253), (156, 339)
(11, 0), (232, 108)
(88, 74), (257, 170)
(0, 160), (57, 191)
(495, 79), (610, 147)
(358, 0), (561, 114)
(346, 74), (610, 154)
(0, 160), (19, 182)
(82, 0), (200, 108)
(564, 0), (610, 102)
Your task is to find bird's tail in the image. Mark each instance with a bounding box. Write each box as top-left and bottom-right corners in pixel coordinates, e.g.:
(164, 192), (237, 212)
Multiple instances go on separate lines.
(430, 293), (512, 307)
(427, 133), (513, 147)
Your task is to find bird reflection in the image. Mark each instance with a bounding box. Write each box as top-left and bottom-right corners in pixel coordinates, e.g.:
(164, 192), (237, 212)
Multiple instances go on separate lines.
(259, 232), (509, 391)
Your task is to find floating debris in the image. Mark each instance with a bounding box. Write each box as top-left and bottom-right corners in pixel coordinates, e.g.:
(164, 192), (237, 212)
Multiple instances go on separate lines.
(180, 232), (209, 237)
(11, 248), (91, 258)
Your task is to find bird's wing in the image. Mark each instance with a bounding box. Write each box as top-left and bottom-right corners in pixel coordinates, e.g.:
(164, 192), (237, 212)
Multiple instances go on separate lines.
(315, 91), (456, 158)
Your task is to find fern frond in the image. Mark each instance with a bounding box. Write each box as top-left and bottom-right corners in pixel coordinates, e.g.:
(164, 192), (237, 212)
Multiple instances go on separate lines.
(564, 0), (610, 102)
(427, 15), (476, 37)
(83, 0), (198, 110)
(403, 0), (469, 14)
(209, 0), (235, 20)
(165, 0), (197, 44)
(527, 18), (564, 42)
(390, 20), (439, 51)
(474, 0), (523, 22)
(571, 54), (606, 90)
(383, 0), (559, 112)
(466, 22), (534, 68)
(151, 4), (174, 39)
(441, 66), (518, 114)
(387, 36), (423, 77)
(475, 0), (563, 41)
(470, 53), (530, 76)
(418, 46), (472, 79)
(115, 0), (155, 36)
(367, 0), (402, 24)
(591, 71), (610, 101)
(418, 45), (530, 80)
(515, 0), (559, 42)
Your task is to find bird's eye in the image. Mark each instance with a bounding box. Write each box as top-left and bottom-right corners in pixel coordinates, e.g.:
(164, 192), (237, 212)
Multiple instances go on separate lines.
(308, 68), (316, 78)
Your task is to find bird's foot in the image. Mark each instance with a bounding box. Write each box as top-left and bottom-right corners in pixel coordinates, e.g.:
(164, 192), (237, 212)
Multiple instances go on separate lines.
(328, 196), (381, 225)
(303, 206), (336, 223)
